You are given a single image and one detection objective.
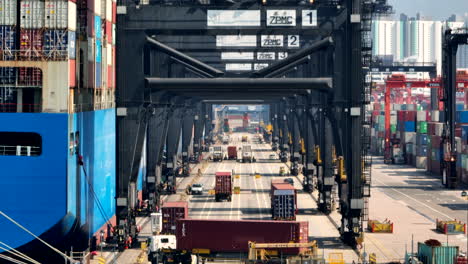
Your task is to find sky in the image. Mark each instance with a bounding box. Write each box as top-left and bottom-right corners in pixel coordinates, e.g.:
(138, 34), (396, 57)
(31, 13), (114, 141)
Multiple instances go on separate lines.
(388, 0), (468, 20)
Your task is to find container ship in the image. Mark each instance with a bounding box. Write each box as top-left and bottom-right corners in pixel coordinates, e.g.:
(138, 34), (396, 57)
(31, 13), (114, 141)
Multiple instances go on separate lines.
(0, 0), (145, 261)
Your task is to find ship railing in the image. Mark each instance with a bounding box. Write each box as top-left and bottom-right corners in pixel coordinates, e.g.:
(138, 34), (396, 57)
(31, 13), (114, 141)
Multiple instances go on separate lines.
(0, 145), (41, 156)
(0, 50), (69, 62)
(72, 102), (116, 113)
(0, 103), (42, 113)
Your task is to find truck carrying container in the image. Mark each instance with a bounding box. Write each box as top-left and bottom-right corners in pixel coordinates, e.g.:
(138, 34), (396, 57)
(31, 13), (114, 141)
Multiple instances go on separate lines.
(271, 183), (297, 220)
(212, 146), (224, 162)
(161, 201), (189, 234)
(227, 146), (237, 160)
(215, 171), (232, 202)
(176, 219), (308, 254)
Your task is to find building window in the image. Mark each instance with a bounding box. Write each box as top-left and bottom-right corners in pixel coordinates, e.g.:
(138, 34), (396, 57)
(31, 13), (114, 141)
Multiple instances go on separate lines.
(0, 132), (42, 156)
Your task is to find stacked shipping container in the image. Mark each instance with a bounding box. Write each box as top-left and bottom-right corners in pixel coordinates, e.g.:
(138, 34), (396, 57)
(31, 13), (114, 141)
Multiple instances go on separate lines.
(370, 72), (468, 184)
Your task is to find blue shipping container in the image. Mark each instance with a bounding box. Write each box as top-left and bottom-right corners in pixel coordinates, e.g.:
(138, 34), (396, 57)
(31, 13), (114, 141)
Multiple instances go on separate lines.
(95, 62), (101, 88)
(404, 121), (416, 132)
(68, 31), (76, 59)
(272, 190), (296, 220)
(417, 243), (459, 264)
(95, 39), (101, 63)
(418, 134), (428, 145)
(456, 104), (464, 111)
(417, 146), (427, 157)
(44, 30), (69, 59)
(95, 16), (101, 39)
(461, 125), (468, 142)
(457, 111), (468, 123)
(0, 26), (16, 60)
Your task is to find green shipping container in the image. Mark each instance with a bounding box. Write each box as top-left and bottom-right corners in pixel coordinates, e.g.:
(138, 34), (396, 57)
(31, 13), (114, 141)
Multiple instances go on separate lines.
(391, 124), (397, 133)
(418, 121), (428, 134)
(417, 243), (459, 264)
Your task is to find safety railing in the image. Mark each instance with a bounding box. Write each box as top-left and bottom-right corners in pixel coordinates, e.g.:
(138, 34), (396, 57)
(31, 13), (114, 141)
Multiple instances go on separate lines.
(0, 103), (42, 113)
(0, 145), (41, 156)
(0, 50), (69, 62)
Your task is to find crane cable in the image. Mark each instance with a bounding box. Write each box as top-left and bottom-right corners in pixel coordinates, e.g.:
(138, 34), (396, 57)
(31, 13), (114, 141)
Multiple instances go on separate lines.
(0, 211), (78, 263)
(0, 253), (28, 264)
(77, 154), (115, 229)
(0, 241), (41, 264)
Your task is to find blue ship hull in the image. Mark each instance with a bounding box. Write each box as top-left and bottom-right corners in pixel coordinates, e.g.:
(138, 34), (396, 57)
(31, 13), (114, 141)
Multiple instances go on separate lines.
(0, 109), (117, 262)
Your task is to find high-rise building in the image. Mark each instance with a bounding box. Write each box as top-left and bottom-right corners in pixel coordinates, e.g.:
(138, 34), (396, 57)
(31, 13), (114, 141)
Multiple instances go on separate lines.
(372, 15), (467, 74)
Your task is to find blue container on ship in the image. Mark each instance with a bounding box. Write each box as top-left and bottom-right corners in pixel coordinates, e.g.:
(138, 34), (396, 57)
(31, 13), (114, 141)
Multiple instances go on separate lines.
(404, 121), (415, 132)
(456, 111), (468, 123)
(456, 104), (464, 111)
(461, 125), (468, 142)
(418, 134), (428, 145)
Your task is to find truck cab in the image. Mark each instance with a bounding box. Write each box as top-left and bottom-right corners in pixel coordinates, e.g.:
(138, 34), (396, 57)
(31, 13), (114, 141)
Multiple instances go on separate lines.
(191, 183), (203, 195)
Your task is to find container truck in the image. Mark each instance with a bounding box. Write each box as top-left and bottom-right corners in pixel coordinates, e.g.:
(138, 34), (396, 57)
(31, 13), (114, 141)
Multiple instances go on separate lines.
(242, 145), (255, 163)
(227, 146), (237, 160)
(212, 146), (224, 162)
(148, 219), (309, 263)
(215, 171), (232, 202)
(176, 219), (309, 254)
(222, 135), (230, 144)
(271, 183), (297, 220)
(161, 201), (189, 234)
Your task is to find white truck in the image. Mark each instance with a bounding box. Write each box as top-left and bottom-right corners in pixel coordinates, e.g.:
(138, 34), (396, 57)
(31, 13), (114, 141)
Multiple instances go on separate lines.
(190, 183), (203, 195)
(241, 145), (255, 163)
(222, 135), (229, 144)
(212, 146), (224, 162)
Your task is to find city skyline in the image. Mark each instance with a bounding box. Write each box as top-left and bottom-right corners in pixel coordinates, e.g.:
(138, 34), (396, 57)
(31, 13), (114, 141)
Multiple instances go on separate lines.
(388, 0), (468, 21)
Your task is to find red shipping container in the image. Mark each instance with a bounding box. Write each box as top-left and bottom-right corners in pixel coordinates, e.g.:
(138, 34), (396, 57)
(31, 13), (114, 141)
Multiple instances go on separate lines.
(427, 122), (435, 136)
(215, 171), (232, 201)
(107, 65), (113, 89)
(105, 20), (112, 44)
(162, 201), (188, 235)
(87, 0), (95, 13)
(87, 61), (95, 88)
(456, 127), (462, 138)
(405, 111), (416, 121)
(176, 219), (309, 254)
(397, 111), (405, 121)
(112, 2), (117, 23)
(18, 67), (42, 86)
(431, 136), (441, 148)
(20, 29), (43, 59)
(87, 9), (95, 37)
(69, 59), (76, 87)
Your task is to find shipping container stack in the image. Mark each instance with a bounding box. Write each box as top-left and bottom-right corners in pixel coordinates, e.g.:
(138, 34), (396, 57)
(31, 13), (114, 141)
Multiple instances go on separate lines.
(0, 0), (18, 111)
(370, 72), (468, 185)
(75, 0), (116, 110)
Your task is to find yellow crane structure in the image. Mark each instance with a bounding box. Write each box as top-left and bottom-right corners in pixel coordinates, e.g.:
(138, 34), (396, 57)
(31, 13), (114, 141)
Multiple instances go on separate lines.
(247, 241), (317, 261)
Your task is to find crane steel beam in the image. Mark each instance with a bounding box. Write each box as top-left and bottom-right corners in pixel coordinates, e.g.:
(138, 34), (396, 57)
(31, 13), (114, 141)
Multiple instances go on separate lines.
(146, 78), (333, 92)
(146, 36), (224, 77)
(251, 37), (333, 78)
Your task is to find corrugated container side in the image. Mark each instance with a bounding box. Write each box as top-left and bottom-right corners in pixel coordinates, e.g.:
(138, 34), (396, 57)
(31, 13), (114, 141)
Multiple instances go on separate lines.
(69, 59), (76, 87)
(95, 15), (101, 39)
(45, 0), (67, 29)
(20, 29), (43, 59)
(20, 0), (45, 29)
(176, 219), (309, 254)
(0, 25), (16, 61)
(0, 0), (17, 26)
(105, 20), (112, 44)
(112, 1), (116, 23)
(417, 243), (459, 264)
(162, 201), (188, 235)
(44, 29), (71, 59)
(272, 190), (296, 220)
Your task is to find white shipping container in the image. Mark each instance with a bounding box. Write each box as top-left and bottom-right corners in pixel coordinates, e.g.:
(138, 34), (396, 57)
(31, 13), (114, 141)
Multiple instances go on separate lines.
(94, 0), (101, 16)
(45, 0), (67, 29)
(456, 137), (462, 153)
(390, 116), (397, 125)
(415, 156), (427, 170)
(68, 1), (76, 31)
(107, 45), (112, 65)
(417, 111), (426, 121)
(404, 132), (416, 144)
(393, 104), (402, 111)
(105, 0), (112, 21)
(88, 37), (95, 62)
(0, 0), (17, 26)
(434, 122), (444, 136)
(431, 110), (439, 122)
(407, 104), (416, 111)
(21, 0), (45, 29)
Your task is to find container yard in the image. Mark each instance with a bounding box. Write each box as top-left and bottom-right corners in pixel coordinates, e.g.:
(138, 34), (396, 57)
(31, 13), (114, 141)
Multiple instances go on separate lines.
(0, 0), (467, 264)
